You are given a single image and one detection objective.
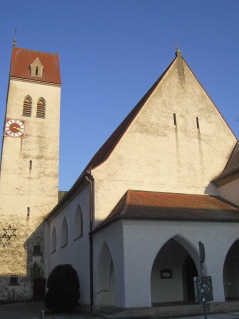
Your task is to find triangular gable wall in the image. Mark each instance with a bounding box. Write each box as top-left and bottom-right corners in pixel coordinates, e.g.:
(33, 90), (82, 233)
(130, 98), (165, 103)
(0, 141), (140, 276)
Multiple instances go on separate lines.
(91, 53), (237, 225)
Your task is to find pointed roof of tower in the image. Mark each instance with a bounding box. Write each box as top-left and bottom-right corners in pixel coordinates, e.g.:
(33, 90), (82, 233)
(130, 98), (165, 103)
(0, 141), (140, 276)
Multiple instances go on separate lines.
(10, 47), (61, 84)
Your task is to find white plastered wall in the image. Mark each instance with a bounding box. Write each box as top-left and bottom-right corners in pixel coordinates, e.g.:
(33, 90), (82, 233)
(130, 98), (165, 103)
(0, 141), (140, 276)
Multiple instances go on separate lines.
(95, 219), (239, 308)
(92, 58), (236, 225)
(217, 179), (239, 206)
(93, 221), (125, 308)
(47, 184), (91, 306)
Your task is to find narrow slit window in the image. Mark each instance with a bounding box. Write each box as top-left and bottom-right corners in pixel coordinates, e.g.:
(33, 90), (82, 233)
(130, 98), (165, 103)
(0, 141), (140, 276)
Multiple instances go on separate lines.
(61, 218), (68, 248)
(36, 99), (45, 118)
(196, 117), (200, 129)
(23, 98), (32, 116)
(173, 113), (177, 126)
(33, 245), (42, 256)
(35, 66), (38, 76)
(52, 227), (57, 253)
(9, 275), (19, 286)
(29, 160), (32, 169)
(27, 207), (30, 217)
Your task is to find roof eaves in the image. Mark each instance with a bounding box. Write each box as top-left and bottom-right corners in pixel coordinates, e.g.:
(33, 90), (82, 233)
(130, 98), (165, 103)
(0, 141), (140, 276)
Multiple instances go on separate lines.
(91, 191), (239, 233)
(212, 167), (239, 187)
(92, 190), (131, 233)
(10, 76), (61, 86)
(212, 141), (239, 186)
(91, 214), (239, 235)
(45, 171), (89, 222)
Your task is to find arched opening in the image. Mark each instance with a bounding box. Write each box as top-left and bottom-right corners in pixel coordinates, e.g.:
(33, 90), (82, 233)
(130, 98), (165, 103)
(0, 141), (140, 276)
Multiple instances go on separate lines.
(223, 240), (239, 300)
(36, 98), (45, 118)
(151, 237), (198, 305)
(74, 205), (83, 239)
(96, 242), (116, 306)
(61, 218), (68, 247)
(23, 96), (32, 116)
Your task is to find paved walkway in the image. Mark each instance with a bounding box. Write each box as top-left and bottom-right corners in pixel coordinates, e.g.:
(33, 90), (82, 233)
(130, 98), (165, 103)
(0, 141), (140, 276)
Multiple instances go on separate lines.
(174, 314), (239, 319)
(1, 302), (239, 319)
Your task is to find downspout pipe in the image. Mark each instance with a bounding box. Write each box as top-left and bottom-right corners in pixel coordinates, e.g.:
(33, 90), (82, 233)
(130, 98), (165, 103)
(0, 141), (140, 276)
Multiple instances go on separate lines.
(85, 172), (94, 313)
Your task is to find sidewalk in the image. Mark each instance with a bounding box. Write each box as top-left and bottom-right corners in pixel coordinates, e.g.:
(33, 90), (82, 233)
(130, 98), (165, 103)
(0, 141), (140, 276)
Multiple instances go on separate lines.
(172, 314), (239, 319)
(1, 301), (239, 319)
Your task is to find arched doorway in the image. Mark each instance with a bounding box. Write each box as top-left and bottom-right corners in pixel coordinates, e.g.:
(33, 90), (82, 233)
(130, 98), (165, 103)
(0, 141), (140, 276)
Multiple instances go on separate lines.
(182, 255), (198, 301)
(151, 237), (198, 305)
(33, 278), (46, 300)
(96, 243), (116, 306)
(223, 240), (239, 300)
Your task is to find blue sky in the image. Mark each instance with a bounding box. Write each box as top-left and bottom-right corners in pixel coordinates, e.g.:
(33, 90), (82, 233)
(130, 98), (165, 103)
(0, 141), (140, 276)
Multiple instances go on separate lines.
(0, 1), (239, 191)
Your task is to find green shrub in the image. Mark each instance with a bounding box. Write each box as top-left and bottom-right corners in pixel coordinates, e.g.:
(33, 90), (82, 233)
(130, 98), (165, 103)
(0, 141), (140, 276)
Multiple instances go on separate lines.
(45, 264), (80, 313)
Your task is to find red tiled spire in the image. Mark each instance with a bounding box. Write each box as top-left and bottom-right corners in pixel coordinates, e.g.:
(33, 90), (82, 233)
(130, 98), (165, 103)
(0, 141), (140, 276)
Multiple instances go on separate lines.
(10, 47), (61, 84)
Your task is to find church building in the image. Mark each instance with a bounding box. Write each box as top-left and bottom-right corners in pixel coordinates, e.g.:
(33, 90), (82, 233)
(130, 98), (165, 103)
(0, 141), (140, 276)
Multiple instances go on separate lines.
(45, 48), (239, 313)
(1, 45), (239, 315)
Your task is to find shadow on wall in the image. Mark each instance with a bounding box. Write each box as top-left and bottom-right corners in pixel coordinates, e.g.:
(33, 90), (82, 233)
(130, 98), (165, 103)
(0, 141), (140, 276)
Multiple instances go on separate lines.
(204, 182), (219, 195)
(24, 221), (46, 301)
(0, 220), (46, 302)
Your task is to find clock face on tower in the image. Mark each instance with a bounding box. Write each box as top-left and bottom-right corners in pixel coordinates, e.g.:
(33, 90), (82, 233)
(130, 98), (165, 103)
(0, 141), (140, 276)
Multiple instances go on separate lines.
(4, 119), (25, 138)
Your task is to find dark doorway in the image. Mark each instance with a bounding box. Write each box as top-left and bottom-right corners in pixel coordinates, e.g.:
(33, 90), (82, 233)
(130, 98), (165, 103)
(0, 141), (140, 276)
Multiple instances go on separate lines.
(223, 240), (239, 300)
(183, 255), (198, 301)
(33, 278), (46, 300)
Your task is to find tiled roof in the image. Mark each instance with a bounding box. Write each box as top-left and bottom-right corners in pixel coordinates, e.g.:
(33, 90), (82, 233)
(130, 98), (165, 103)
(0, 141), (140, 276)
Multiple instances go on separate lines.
(212, 141), (239, 186)
(10, 47), (61, 84)
(96, 190), (239, 230)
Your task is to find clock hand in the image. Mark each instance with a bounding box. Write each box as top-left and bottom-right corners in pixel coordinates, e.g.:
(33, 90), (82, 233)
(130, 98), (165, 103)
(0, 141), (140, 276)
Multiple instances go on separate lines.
(12, 126), (20, 131)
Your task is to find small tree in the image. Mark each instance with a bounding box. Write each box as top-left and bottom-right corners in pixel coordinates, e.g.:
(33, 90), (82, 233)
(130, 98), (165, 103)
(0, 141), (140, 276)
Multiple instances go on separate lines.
(45, 264), (80, 313)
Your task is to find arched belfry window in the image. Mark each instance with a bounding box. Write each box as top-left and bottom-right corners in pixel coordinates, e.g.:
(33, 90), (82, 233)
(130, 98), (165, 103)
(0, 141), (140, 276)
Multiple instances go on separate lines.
(23, 97), (32, 116)
(74, 205), (83, 240)
(61, 218), (68, 248)
(36, 99), (45, 118)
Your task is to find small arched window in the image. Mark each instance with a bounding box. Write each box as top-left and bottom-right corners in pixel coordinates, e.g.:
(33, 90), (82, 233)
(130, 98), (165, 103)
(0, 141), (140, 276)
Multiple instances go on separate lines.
(36, 99), (45, 118)
(74, 205), (83, 240)
(61, 218), (68, 248)
(52, 227), (57, 253)
(23, 97), (32, 116)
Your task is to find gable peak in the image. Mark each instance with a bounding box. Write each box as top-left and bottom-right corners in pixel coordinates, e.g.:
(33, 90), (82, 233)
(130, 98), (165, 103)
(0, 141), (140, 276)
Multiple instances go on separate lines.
(30, 57), (44, 78)
(175, 48), (182, 58)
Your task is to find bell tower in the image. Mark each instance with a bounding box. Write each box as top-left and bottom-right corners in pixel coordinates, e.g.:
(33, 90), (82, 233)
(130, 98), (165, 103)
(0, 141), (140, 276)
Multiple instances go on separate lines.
(0, 45), (61, 301)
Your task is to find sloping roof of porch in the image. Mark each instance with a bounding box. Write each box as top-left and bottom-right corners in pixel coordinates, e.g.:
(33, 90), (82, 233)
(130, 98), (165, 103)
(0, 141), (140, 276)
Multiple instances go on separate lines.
(95, 190), (239, 231)
(212, 141), (239, 187)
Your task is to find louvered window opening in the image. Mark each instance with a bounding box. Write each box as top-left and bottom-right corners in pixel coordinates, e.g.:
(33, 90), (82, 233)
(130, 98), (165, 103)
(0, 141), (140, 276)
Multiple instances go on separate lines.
(23, 98), (32, 116)
(37, 100), (45, 118)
